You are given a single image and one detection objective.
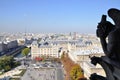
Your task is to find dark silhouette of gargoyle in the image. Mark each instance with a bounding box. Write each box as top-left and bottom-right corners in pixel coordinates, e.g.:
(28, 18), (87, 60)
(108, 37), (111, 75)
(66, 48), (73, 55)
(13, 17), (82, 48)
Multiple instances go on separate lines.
(97, 8), (120, 62)
(90, 8), (120, 80)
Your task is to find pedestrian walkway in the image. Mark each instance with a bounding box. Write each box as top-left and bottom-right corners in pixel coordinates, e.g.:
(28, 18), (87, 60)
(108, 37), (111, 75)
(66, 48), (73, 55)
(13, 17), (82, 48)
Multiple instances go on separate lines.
(0, 65), (25, 79)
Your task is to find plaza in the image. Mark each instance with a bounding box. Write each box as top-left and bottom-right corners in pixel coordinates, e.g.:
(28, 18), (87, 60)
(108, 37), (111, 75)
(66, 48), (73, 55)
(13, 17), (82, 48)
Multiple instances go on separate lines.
(21, 62), (64, 80)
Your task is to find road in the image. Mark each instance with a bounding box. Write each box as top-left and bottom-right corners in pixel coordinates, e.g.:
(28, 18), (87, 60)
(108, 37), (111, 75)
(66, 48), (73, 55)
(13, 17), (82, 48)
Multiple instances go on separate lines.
(56, 63), (64, 80)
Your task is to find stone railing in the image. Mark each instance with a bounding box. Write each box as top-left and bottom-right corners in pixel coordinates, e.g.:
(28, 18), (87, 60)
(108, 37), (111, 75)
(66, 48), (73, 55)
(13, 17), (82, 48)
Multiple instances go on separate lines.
(89, 56), (120, 80)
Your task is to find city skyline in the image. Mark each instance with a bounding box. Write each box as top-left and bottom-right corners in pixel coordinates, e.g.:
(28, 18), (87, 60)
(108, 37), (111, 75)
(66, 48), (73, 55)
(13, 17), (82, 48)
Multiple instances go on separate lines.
(0, 0), (120, 33)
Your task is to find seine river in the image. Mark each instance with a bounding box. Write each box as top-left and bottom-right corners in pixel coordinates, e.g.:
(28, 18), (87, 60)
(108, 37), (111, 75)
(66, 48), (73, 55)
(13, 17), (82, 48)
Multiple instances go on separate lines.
(14, 52), (23, 58)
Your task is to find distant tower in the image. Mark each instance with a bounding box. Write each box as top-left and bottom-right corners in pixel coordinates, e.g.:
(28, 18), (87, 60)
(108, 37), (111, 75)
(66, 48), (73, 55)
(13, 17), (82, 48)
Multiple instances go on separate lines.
(73, 32), (77, 40)
(24, 27), (27, 45)
(25, 27), (27, 38)
(69, 32), (72, 36)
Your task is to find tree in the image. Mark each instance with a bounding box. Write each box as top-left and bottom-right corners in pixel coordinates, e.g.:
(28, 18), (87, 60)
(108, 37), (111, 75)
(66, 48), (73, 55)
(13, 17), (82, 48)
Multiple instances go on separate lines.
(70, 65), (84, 80)
(38, 38), (42, 42)
(39, 55), (46, 62)
(77, 78), (87, 80)
(35, 57), (42, 61)
(4, 65), (11, 72)
(61, 52), (65, 60)
(22, 48), (30, 58)
(0, 56), (20, 72)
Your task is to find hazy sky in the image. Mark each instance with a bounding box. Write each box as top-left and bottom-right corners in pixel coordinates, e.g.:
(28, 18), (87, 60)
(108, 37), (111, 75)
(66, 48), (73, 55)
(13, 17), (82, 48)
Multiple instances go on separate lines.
(0, 0), (120, 33)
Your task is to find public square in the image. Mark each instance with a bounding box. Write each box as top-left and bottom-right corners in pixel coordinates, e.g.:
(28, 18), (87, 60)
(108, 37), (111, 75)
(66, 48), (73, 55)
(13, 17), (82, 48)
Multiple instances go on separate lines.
(21, 62), (64, 80)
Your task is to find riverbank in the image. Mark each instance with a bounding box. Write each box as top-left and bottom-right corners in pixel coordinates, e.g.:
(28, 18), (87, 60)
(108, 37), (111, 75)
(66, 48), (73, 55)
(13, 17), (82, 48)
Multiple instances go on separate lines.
(0, 46), (26, 57)
(7, 46), (25, 57)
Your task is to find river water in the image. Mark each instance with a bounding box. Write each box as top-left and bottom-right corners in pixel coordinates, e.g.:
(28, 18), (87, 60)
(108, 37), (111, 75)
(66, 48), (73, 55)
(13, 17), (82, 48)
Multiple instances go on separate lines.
(14, 52), (24, 58)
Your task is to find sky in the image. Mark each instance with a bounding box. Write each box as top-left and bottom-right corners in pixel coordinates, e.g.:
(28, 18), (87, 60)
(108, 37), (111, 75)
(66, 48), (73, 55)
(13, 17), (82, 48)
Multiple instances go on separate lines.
(0, 0), (120, 34)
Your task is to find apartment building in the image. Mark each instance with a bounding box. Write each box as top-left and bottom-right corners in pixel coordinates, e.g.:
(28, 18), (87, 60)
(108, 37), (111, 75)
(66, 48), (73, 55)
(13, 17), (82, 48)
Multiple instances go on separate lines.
(31, 39), (88, 59)
(68, 45), (105, 79)
(0, 40), (18, 52)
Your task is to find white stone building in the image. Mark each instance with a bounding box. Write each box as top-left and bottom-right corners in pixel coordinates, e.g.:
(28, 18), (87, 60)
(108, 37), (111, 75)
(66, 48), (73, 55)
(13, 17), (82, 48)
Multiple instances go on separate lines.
(68, 48), (105, 79)
(31, 40), (87, 59)
(31, 41), (60, 58)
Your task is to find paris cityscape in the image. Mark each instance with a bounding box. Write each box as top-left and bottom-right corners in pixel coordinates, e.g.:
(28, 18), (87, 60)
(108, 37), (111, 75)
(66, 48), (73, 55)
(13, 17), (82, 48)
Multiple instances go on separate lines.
(0, 32), (105, 80)
(0, 0), (120, 80)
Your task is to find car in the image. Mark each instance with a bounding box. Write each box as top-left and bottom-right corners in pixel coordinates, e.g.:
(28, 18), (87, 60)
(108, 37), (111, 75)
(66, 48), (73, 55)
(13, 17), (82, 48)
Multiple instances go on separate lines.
(50, 65), (54, 67)
(32, 64), (37, 66)
(41, 64), (47, 67)
(34, 66), (40, 68)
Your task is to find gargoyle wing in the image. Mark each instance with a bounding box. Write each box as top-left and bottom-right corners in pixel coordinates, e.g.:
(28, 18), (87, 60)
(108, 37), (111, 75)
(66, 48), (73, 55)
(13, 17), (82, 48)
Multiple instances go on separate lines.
(108, 8), (120, 27)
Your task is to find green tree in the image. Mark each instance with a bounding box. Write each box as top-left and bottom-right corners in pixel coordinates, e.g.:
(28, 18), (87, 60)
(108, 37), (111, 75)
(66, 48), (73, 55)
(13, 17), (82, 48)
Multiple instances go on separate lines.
(0, 56), (12, 70)
(38, 38), (42, 42)
(22, 48), (30, 58)
(0, 56), (20, 72)
(70, 65), (84, 80)
(61, 52), (65, 60)
(4, 65), (11, 72)
(0, 60), (4, 70)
